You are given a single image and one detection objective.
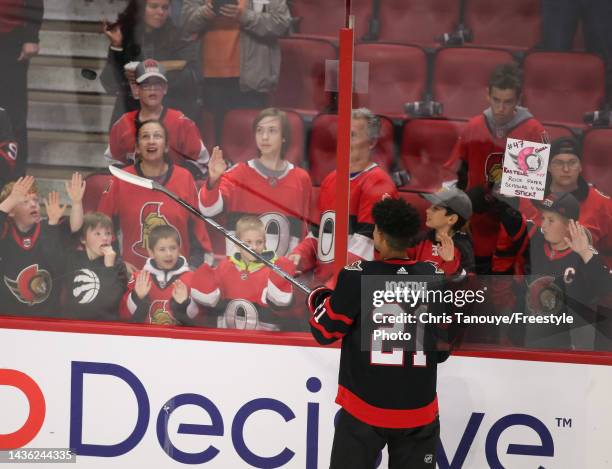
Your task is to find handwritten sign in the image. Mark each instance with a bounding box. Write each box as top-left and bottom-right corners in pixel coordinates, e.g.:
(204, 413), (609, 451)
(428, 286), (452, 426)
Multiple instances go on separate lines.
(500, 138), (550, 200)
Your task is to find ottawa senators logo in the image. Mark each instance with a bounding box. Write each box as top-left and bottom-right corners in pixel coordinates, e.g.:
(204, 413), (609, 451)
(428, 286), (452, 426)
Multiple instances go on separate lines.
(0, 140), (18, 162)
(484, 152), (504, 185)
(508, 146), (544, 173)
(4, 264), (52, 305)
(148, 300), (177, 325)
(132, 202), (179, 259)
(526, 276), (563, 315)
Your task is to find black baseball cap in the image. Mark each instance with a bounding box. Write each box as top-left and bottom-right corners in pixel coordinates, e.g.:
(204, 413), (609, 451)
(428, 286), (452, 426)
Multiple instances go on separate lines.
(536, 192), (580, 220)
(550, 137), (581, 161)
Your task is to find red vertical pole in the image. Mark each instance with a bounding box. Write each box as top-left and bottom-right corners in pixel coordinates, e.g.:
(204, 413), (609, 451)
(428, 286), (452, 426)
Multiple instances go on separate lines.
(333, 24), (354, 278)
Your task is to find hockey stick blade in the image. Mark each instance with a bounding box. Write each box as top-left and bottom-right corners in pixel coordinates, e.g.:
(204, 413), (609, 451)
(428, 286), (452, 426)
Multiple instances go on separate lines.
(109, 165), (154, 190)
(108, 166), (312, 295)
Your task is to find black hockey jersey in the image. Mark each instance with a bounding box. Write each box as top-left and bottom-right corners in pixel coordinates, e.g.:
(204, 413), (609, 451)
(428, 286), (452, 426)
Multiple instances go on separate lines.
(62, 249), (128, 321)
(494, 208), (612, 308)
(310, 258), (447, 428)
(0, 212), (68, 317)
(0, 107), (17, 188)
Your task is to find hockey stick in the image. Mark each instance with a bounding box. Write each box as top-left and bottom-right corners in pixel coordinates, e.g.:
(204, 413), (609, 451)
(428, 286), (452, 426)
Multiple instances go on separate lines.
(108, 165), (312, 295)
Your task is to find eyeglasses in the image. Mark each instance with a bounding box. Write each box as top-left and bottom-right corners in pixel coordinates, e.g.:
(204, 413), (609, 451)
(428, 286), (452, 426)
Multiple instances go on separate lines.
(139, 82), (165, 90)
(550, 159), (580, 169)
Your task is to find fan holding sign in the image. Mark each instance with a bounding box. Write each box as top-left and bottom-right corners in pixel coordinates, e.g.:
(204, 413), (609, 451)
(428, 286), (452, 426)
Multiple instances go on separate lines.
(500, 138), (551, 200)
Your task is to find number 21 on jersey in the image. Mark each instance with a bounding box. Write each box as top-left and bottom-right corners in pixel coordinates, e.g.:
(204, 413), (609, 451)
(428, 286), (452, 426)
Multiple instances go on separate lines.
(370, 304), (427, 367)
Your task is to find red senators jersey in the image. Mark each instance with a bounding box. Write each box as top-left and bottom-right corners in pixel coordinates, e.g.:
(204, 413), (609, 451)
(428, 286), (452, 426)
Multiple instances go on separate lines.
(199, 159), (312, 256)
(191, 254), (296, 330)
(97, 161), (211, 269)
(105, 108), (209, 176)
(292, 163), (397, 285)
(407, 230), (475, 276)
(446, 113), (545, 258)
(120, 256), (198, 324)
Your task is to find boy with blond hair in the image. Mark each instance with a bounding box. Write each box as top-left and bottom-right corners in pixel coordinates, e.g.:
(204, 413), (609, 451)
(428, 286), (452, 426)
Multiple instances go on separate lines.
(0, 173), (85, 317)
(191, 215), (297, 330)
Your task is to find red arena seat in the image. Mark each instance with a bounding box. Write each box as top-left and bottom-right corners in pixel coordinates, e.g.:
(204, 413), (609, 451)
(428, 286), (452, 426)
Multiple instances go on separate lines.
(522, 51), (606, 127)
(289, 0), (372, 41)
(271, 38), (337, 117)
(400, 119), (466, 191)
(464, 0), (540, 49)
(353, 43), (428, 119)
(308, 113), (394, 185)
(432, 47), (515, 120)
(83, 171), (112, 213)
(220, 109), (305, 166)
(377, 0), (460, 46)
(199, 110), (217, 150)
(581, 128), (612, 195)
(543, 124), (574, 142)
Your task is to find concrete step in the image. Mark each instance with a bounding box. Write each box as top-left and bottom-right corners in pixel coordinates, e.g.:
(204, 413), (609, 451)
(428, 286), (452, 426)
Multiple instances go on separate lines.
(28, 100), (113, 133)
(29, 131), (108, 169)
(39, 29), (108, 59)
(29, 91), (115, 106)
(28, 58), (106, 94)
(44, 0), (127, 23)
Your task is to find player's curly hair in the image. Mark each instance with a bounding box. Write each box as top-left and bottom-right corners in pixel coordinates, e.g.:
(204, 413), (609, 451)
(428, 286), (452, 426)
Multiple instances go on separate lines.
(372, 197), (421, 251)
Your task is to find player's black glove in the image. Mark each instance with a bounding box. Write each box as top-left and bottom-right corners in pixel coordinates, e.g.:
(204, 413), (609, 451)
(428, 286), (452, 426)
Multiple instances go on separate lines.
(307, 286), (333, 314)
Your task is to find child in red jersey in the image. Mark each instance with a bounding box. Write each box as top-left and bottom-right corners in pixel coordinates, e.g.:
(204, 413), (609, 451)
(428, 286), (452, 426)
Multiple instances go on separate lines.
(121, 224), (198, 325)
(191, 215), (297, 331)
(408, 188), (475, 277)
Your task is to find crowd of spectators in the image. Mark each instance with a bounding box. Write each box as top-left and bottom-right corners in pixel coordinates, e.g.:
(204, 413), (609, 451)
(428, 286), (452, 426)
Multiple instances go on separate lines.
(1, 0), (612, 351)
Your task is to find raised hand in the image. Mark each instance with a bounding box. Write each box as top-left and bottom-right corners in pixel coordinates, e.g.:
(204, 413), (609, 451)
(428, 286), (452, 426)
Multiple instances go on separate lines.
(134, 270), (152, 300)
(200, 1), (216, 19)
(44, 191), (66, 225)
(172, 279), (189, 304)
(66, 172), (86, 204)
(207, 146), (227, 185)
(219, 3), (241, 19)
(565, 219), (593, 263)
(102, 20), (123, 48)
(0, 176), (35, 214)
(437, 232), (455, 262)
(9, 176), (35, 203)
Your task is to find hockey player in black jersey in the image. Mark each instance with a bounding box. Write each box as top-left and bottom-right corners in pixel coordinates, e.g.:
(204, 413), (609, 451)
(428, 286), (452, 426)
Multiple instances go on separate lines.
(308, 197), (449, 469)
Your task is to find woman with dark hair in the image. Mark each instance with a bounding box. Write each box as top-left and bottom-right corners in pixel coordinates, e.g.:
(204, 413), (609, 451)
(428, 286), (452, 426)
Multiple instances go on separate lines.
(98, 120), (211, 274)
(199, 108), (312, 258)
(100, 0), (200, 125)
